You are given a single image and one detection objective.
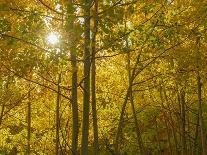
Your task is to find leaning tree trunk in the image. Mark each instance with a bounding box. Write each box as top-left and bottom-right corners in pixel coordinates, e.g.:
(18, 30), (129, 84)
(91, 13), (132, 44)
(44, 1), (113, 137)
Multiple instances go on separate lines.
(123, 10), (145, 153)
(126, 40), (145, 155)
(115, 53), (141, 154)
(81, 0), (91, 154)
(0, 76), (9, 126)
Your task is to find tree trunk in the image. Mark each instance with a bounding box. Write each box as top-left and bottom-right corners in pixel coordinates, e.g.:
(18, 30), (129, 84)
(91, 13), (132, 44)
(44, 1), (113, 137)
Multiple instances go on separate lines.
(115, 89), (130, 155)
(127, 46), (145, 155)
(27, 90), (31, 155)
(160, 87), (172, 155)
(163, 115), (173, 155)
(81, 0), (91, 154)
(0, 103), (5, 126)
(194, 113), (199, 155)
(91, 0), (99, 154)
(67, 1), (79, 154)
(197, 72), (206, 155)
(180, 91), (186, 155)
(56, 74), (61, 155)
(196, 36), (206, 155)
(115, 53), (141, 154)
(0, 77), (9, 126)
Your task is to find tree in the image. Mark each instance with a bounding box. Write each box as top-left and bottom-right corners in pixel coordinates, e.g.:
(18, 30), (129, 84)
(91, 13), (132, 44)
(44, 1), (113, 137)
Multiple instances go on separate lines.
(81, 0), (91, 154)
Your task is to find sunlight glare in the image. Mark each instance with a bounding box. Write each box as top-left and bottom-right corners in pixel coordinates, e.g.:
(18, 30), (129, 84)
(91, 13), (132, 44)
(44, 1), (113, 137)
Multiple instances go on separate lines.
(47, 32), (59, 45)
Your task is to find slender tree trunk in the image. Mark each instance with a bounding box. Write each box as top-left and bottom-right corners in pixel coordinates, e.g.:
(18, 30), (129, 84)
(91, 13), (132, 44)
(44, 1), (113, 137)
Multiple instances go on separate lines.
(27, 90), (31, 155)
(81, 0), (91, 154)
(91, 0), (99, 154)
(71, 48), (79, 155)
(186, 104), (191, 155)
(164, 115), (173, 155)
(160, 87), (172, 155)
(115, 89), (130, 155)
(71, 35), (79, 155)
(0, 103), (5, 126)
(163, 87), (179, 154)
(169, 112), (179, 155)
(180, 91), (186, 155)
(0, 77), (9, 126)
(194, 114), (199, 155)
(155, 118), (161, 154)
(127, 47), (145, 155)
(67, 1), (79, 154)
(115, 53), (141, 154)
(196, 36), (206, 155)
(197, 72), (206, 155)
(56, 74), (61, 155)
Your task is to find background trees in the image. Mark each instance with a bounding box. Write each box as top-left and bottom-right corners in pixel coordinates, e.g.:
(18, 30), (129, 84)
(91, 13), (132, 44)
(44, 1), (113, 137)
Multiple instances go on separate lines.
(0, 0), (207, 154)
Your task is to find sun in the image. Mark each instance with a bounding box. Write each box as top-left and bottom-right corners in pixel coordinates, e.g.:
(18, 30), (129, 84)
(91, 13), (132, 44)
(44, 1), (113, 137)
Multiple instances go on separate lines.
(46, 32), (59, 45)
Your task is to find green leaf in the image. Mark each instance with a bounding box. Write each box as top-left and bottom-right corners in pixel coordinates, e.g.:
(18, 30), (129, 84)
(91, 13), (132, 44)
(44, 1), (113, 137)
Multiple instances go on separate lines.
(0, 19), (11, 33)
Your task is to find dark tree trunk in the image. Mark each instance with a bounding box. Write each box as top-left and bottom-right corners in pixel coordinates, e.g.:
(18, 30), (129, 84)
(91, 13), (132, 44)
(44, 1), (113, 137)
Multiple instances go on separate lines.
(197, 72), (206, 155)
(56, 74), (61, 155)
(127, 46), (145, 155)
(196, 36), (206, 155)
(91, 0), (99, 154)
(81, 0), (91, 154)
(67, 1), (79, 154)
(27, 91), (31, 155)
(180, 91), (186, 155)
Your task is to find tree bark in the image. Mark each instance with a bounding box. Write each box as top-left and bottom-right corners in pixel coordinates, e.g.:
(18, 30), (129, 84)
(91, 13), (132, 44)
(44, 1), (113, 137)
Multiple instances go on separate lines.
(127, 45), (145, 155)
(197, 72), (206, 155)
(27, 90), (31, 155)
(194, 113), (199, 155)
(115, 53), (141, 154)
(91, 0), (99, 154)
(196, 36), (206, 155)
(67, 1), (79, 154)
(56, 74), (61, 155)
(180, 91), (186, 155)
(0, 76), (9, 126)
(81, 0), (91, 154)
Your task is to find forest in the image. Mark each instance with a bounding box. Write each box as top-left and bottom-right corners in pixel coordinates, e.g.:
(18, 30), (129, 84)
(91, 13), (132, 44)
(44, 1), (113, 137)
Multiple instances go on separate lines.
(0, 0), (207, 154)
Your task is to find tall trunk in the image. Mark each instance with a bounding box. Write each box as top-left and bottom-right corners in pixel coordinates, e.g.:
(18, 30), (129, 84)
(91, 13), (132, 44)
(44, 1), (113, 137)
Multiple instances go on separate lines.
(127, 46), (145, 155)
(67, 1), (79, 154)
(196, 36), (206, 155)
(115, 89), (130, 155)
(155, 118), (161, 154)
(56, 74), (61, 155)
(194, 113), (199, 155)
(91, 0), (99, 154)
(115, 53), (141, 154)
(180, 91), (186, 155)
(169, 111), (179, 155)
(160, 87), (172, 155)
(27, 90), (31, 155)
(197, 72), (206, 155)
(162, 87), (174, 154)
(81, 0), (91, 154)
(163, 116), (173, 155)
